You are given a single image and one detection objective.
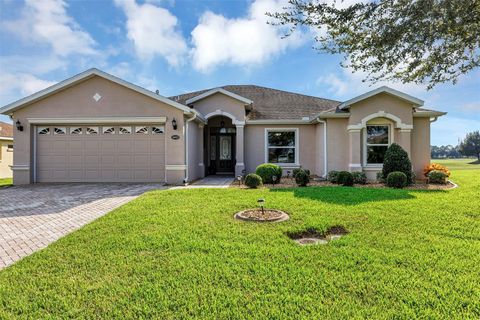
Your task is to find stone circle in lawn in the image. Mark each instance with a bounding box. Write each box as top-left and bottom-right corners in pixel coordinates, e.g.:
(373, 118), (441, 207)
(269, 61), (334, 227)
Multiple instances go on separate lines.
(234, 209), (289, 222)
(288, 225), (348, 246)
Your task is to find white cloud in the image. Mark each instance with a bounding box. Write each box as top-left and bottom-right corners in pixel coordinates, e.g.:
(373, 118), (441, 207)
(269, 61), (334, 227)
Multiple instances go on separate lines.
(0, 73), (56, 106)
(114, 0), (188, 66)
(191, 0), (305, 72)
(316, 67), (426, 100)
(3, 0), (97, 56)
(461, 102), (480, 114)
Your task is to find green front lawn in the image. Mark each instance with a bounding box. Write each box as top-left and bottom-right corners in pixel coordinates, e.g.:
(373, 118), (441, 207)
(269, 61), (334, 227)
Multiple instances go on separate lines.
(1, 170), (479, 319)
(0, 178), (12, 187)
(434, 158), (480, 170)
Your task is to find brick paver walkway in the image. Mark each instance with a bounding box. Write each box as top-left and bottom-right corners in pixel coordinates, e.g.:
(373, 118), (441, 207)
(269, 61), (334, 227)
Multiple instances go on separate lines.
(0, 183), (164, 269)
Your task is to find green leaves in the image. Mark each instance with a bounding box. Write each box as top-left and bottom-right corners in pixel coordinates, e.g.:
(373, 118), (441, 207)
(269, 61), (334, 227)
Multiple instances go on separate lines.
(268, 0), (480, 89)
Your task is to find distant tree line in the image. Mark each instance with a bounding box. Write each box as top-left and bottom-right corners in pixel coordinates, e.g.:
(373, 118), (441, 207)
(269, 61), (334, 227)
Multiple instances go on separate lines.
(431, 131), (480, 161)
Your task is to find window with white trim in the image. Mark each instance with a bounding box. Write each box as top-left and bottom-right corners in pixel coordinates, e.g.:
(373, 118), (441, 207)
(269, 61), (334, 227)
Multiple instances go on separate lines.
(266, 129), (296, 164)
(365, 125), (390, 164)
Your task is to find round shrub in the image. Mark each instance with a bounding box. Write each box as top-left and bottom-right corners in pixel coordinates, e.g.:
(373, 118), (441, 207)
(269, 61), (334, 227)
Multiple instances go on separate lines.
(294, 169), (310, 187)
(382, 143), (413, 185)
(352, 172), (367, 184)
(293, 168), (310, 178)
(327, 171), (340, 183)
(256, 163), (282, 184)
(428, 170), (448, 184)
(424, 163), (450, 177)
(386, 171), (407, 188)
(337, 171), (354, 186)
(244, 173), (262, 188)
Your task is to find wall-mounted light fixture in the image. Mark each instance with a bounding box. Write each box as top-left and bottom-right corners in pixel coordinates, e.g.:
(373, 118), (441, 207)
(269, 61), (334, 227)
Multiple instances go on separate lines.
(16, 120), (23, 132)
(172, 118), (178, 130)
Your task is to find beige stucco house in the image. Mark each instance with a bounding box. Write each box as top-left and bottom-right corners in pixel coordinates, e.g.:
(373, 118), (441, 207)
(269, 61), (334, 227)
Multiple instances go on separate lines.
(0, 122), (14, 179)
(0, 68), (446, 185)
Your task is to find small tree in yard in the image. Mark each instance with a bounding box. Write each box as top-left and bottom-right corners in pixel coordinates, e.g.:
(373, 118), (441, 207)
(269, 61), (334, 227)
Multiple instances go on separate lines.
(382, 143), (413, 185)
(458, 131), (480, 162)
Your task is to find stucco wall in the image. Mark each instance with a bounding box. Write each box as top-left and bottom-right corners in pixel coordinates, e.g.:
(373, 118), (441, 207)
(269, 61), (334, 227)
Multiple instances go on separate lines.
(411, 117), (431, 178)
(192, 93), (246, 123)
(348, 93), (414, 126)
(325, 118), (349, 172)
(11, 75), (186, 184)
(0, 140), (13, 178)
(244, 124), (317, 174)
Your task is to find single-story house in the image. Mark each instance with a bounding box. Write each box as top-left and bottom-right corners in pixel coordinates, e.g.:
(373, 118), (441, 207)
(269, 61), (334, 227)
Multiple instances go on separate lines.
(0, 122), (14, 179)
(0, 68), (446, 185)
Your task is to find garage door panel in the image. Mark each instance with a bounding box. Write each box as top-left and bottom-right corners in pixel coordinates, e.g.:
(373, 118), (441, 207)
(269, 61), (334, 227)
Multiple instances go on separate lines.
(36, 124), (166, 183)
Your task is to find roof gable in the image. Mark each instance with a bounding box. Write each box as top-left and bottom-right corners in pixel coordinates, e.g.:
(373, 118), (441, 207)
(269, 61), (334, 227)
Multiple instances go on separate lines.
(0, 68), (193, 115)
(339, 86), (424, 110)
(185, 88), (253, 105)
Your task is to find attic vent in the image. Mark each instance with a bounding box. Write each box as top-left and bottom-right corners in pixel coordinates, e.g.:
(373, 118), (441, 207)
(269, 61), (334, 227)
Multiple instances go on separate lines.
(302, 116), (309, 121)
(93, 93), (102, 102)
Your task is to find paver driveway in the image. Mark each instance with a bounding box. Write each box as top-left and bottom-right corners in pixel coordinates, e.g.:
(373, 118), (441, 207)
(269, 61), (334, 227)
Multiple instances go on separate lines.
(0, 183), (164, 269)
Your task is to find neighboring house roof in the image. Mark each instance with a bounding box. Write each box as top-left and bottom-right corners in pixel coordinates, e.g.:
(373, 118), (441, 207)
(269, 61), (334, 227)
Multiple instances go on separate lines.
(171, 85), (341, 121)
(0, 68), (196, 116)
(339, 86), (424, 109)
(0, 122), (13, 140)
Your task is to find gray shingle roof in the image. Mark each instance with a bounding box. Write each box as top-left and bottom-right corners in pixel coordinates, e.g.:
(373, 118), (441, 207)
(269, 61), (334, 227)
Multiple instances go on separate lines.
(170, 85), (341, 121)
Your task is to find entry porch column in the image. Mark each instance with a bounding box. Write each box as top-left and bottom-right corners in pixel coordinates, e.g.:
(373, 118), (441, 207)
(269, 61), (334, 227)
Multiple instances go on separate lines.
(235, 123), (245, 176)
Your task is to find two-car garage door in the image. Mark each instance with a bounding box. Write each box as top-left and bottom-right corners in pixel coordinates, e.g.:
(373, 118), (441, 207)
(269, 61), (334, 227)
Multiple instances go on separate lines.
(35, 124), (166, 183)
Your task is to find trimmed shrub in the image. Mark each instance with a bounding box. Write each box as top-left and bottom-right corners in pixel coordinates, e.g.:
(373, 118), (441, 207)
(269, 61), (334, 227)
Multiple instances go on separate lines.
(256, 163), (282, 184)
(293, 168), (310, 178)
(428, 170), (448, 184)
(294, 169), (310, 187)
(327, 171), (340, 184)
(376, 171), (384, 183)
(352, 172), (367, 184)
(245, 174), (262, 188)
(337, 171), (354, 186)
(386, 171), (407, 188)
(382, 143), (413, 185)
(424, 163), (450, 177)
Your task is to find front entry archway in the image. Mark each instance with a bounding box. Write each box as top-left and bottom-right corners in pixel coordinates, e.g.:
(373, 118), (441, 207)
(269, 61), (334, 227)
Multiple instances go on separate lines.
(205, 116), (236, 175)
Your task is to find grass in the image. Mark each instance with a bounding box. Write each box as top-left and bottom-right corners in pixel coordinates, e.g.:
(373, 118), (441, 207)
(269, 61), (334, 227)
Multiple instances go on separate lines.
(0, 178), (12, 187)
(433, 158), (480, 170)
(1, 169), (479, 319)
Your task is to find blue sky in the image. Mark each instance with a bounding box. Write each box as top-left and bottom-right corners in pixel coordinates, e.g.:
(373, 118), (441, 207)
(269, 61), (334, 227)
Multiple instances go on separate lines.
(0, 0), (478, 146)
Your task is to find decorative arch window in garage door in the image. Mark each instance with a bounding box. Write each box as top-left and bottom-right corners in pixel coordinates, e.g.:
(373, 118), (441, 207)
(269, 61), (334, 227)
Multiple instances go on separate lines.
(135, 126), (148, 134)
(86, 127), (98, 134)
(54, 127), (66, 135)
(119, 126), (132, 134)
(70, 127), (83, 135)
(152, 126), (164, 134)
(37, 127), (50, 135)
(103, 127), (115, 134)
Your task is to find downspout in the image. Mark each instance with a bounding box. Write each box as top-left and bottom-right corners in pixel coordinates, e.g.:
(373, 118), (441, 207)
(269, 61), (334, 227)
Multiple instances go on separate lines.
(315, 118), (328, 178)
(184, 112), (197, 184)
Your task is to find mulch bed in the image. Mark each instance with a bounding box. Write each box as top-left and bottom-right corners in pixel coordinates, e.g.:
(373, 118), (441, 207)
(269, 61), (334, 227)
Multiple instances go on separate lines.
(231, 177), (456, 190)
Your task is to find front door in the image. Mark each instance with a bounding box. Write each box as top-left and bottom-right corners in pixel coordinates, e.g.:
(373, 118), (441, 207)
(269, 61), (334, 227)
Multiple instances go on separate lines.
(209, 130), (235, 174)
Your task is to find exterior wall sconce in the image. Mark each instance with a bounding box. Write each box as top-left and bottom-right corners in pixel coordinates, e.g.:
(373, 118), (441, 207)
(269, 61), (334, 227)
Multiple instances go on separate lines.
(16, 120), (23, 132)
(172, 118), (178, 130)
